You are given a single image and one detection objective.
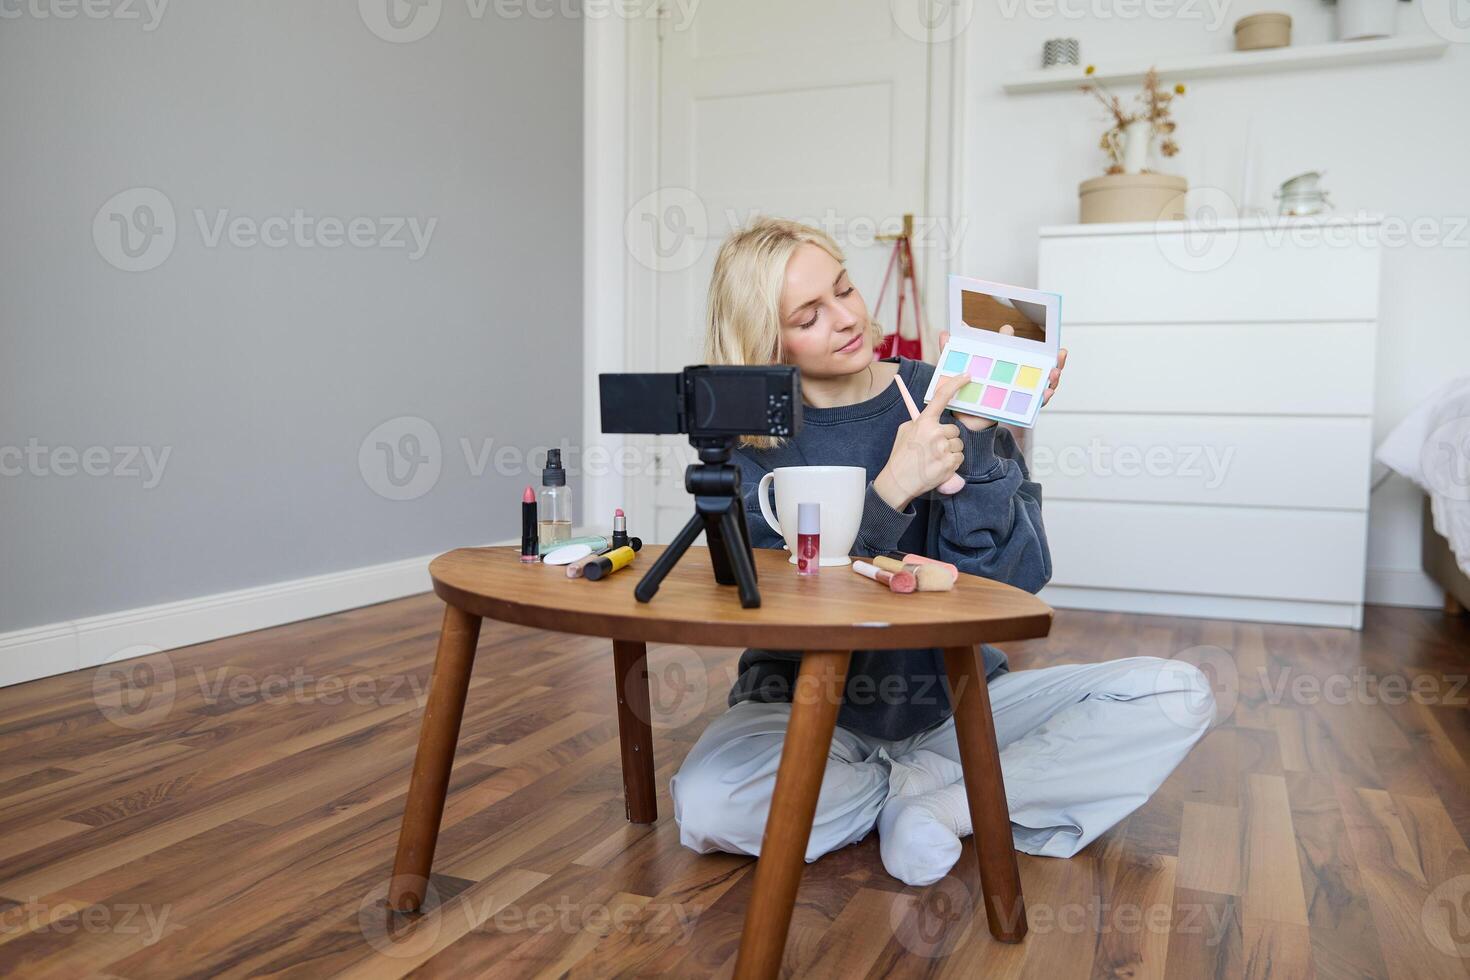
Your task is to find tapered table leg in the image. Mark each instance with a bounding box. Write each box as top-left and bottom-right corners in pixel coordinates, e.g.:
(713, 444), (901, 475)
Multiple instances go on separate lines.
(388, 603), (482, 912)
(733, 650), (851, 980)
(612, 639), (657, 824)
(943, 645), (1027, 942)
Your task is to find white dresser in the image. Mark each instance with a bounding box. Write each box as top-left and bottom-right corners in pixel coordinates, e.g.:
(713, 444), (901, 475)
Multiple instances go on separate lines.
(1035, 217), (1381, 629)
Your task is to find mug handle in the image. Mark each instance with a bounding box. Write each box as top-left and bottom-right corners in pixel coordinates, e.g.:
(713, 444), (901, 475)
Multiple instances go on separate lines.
(756, 472), (781, 536)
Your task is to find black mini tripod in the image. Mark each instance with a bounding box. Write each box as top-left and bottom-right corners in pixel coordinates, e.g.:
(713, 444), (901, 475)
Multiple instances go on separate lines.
(633, 435), (761, 608)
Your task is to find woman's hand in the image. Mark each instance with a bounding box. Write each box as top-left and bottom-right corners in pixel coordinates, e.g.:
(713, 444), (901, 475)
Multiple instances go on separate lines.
(874, 372), (969, 511)
(937, 327), (1070, 432)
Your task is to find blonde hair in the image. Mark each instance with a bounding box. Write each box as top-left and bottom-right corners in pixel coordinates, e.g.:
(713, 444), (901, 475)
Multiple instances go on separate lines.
(704, 217), (878, 449)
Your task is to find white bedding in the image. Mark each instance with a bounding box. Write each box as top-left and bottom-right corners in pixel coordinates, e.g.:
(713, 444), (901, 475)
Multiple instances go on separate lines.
(1376, 377), (1470, 576)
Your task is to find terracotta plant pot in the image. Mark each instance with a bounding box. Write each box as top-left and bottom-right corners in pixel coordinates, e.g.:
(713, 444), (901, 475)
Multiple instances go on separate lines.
(1078, 174), (1188, 224)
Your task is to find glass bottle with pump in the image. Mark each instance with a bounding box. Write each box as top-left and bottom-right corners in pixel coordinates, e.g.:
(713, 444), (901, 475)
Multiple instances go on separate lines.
(538, 449), (572, 546)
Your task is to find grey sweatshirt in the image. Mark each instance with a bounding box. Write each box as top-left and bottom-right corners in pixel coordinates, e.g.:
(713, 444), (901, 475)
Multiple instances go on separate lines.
(727, 356), (1051, 741)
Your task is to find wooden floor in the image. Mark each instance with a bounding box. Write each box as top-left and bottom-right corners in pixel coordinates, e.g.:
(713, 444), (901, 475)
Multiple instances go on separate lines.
(0, 596), (1467, 979)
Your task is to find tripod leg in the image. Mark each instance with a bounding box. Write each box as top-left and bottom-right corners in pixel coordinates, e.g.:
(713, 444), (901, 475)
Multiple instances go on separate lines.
(719, 507), (761, 608)
(702, 503), (735, 586)
(634, 510), (704, 603)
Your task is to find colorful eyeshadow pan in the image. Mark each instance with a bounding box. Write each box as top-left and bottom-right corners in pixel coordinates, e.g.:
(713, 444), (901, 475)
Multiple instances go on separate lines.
(1006, 390), (1033, 414)
(944, 351), (969, 373)
(967, 356), (993, 380)
(990, 360), (1017, 384)
(957, 382), (985, 403)
(981, 385), (1006, 409)
(1016, 365), (1042, 390)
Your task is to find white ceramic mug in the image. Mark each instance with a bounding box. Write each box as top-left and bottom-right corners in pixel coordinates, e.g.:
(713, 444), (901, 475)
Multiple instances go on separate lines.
(755, 465), (866, 566)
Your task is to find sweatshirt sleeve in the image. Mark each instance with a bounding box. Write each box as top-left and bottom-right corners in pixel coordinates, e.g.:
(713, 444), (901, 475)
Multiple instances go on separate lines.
(933, 419), (1052, 594)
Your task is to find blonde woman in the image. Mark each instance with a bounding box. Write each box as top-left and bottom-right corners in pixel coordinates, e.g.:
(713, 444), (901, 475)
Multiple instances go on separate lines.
(666, 218), (1215, 886)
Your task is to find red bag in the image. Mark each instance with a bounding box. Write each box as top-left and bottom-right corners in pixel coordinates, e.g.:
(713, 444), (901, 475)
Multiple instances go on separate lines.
(872, 232), (924, 360)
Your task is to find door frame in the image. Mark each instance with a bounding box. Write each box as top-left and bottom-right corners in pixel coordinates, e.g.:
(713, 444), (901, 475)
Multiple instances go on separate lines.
(582, 11), (969, 538)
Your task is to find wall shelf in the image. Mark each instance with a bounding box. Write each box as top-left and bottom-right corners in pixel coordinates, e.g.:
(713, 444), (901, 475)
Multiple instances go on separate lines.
(1002, 35), (1448, 94)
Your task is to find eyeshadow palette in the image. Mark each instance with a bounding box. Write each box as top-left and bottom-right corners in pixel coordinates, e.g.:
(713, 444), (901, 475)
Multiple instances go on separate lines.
(922, 275), (1061, 428)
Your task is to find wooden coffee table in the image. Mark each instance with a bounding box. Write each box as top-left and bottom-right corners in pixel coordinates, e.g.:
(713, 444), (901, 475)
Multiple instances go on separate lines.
(389, 545), (1053, 978)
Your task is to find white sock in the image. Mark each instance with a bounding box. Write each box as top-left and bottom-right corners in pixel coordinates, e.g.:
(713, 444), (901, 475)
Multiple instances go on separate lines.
(883, 748), (961, 801)
(877, 782), (972, 887)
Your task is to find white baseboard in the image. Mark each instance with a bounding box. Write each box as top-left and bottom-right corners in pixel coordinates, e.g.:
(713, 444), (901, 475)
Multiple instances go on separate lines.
(0, 540), (516, 691)
(1039, 585), (1363, 629)
(1364, 566), (1444, 609)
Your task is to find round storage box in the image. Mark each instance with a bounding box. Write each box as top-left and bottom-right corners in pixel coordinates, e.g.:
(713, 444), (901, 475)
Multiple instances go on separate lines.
(1234, 12), (1291, 50)
(1078, 173), (1188, 224)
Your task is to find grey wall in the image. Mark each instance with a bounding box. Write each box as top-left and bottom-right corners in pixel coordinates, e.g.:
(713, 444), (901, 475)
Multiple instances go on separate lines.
(0, 2), (582, 631)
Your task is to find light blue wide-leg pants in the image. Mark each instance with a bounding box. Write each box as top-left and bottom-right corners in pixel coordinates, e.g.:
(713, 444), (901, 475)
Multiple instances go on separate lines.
(668, 656), (1215, 862)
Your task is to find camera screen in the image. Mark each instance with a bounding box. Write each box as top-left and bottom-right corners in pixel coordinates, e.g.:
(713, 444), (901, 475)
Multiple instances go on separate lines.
(961, 289), (1047, 342)
(691, 374), (769, 432)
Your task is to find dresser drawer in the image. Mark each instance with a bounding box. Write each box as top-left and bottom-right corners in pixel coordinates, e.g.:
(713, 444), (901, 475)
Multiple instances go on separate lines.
(1042, 322), (1376, 416)
(1032, 414), (1373, 510)
(1039, 222), (1381, 324)
(1042, 500), (1369, 604)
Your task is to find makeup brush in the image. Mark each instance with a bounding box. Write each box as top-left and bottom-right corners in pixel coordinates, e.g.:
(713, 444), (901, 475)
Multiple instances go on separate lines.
(852, 560), (916, 594)
(872, 555), (954, 592)
(894, 375), (964, 495)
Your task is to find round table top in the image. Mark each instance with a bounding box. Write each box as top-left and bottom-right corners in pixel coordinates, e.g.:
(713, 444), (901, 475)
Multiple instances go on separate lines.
(430, 545), (1053, 650)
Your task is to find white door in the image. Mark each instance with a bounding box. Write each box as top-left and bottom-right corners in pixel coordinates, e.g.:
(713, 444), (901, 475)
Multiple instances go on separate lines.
(627, 0), (959, 543)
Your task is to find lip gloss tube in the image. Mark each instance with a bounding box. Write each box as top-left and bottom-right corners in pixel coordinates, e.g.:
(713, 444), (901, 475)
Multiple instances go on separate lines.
(852, 560), (916, 594)
(796, 502), (819, 575)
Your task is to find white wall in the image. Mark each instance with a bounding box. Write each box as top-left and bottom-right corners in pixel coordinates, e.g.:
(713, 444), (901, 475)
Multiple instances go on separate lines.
(960, 3), (1470, 607)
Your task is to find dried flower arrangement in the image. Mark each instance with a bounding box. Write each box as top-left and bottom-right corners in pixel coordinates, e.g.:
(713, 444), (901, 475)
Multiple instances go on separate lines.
(1080, 67), (1186, 175)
